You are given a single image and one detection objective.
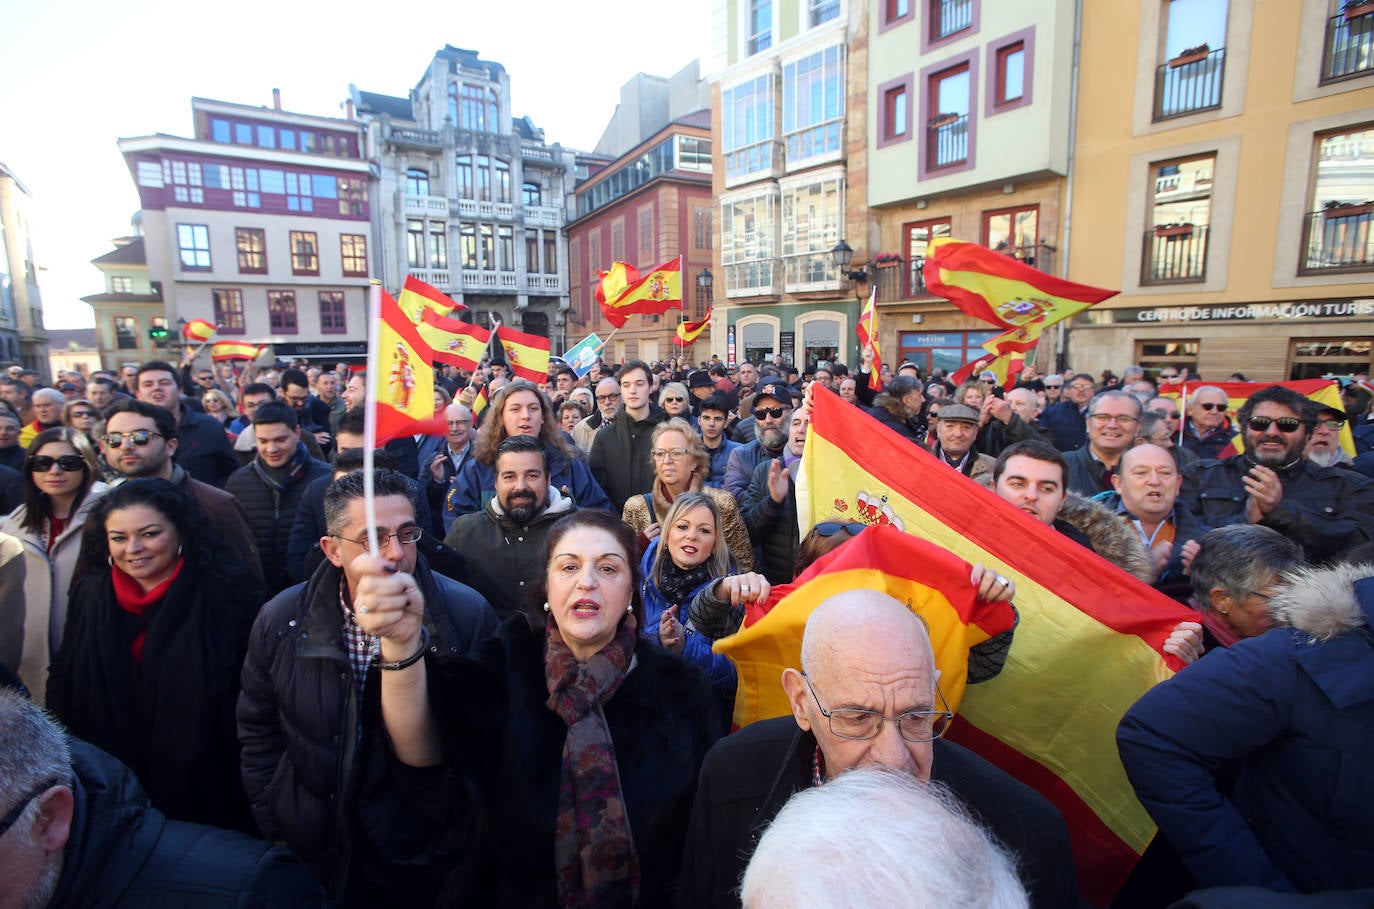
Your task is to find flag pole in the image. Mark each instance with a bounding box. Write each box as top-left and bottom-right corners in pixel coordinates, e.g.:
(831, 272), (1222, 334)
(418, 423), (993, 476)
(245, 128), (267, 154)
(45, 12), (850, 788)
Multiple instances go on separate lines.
(362, 281), (383, 556)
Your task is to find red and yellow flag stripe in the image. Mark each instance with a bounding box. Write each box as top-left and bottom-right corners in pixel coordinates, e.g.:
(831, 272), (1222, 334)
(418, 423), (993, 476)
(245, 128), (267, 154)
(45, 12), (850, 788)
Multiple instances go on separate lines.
(674, 307), (712, 346)
(496, 325), (551, 384)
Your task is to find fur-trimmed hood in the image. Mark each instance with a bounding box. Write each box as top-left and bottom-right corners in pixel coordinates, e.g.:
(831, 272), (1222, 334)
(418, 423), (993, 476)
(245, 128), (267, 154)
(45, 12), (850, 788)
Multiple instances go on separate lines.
(1270, 562), (1374, 642)
(1056, 494), (1155, 584)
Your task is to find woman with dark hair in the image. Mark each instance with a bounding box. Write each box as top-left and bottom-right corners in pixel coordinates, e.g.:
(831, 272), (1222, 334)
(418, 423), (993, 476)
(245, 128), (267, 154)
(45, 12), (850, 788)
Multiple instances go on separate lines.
(0, 427), (107, 700)
(446, 379), (610, 518)
(61, 398), (100, 445)
(354, 508), (721, 905)
(46, 478), (261, 831)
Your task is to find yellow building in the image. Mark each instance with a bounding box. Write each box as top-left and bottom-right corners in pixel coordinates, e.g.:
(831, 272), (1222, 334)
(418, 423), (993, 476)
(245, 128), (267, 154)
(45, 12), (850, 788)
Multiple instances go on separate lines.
(1066, 0), (1374, 381)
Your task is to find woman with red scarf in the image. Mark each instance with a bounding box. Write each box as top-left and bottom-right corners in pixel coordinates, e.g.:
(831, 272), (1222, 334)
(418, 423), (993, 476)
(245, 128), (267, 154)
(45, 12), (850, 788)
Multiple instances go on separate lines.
(46, 478), (262, 832)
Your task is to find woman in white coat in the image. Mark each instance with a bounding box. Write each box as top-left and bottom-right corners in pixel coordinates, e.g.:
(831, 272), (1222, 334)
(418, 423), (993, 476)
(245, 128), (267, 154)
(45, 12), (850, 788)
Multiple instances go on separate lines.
(0, 426), (107, 700)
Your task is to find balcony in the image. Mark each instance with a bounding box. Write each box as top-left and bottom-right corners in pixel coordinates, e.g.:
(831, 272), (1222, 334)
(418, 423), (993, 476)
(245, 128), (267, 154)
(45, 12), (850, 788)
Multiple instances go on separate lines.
(461, 269), (519, 291)
(1141, 225), (1210, 284)
(782, 255), (843, 294)
(931, 0), (972, 40)
(1300, 206), (1374, 274)
(522, 143), (556, 163)
(408, 268), (452, 289)
(453, 198), (516, 221)
(403, 194), (448, 218)
(1322, 11), (1374, 83)
(526, 274), (562, 293)
(724, 261), (780, 298)
(523, 204), (563, 227)
(1153, 47), (1225, 121)
(724, 140), (785, 189)
(875, 244), (1057, 301)
(386, 125), (443, 148)
(927, 114), (968, 170)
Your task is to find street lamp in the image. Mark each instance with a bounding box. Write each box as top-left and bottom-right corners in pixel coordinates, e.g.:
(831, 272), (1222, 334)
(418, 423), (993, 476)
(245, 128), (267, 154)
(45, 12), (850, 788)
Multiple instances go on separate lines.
(696, 267), (714, 295)
(832, 240), (868, 301)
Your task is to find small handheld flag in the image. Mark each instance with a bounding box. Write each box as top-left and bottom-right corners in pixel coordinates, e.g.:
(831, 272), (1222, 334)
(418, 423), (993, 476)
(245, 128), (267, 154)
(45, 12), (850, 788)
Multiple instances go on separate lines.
(855, 287), (883, 391)
(182, 319), (217, 343)
(211, 341), (266, 362)
(674, 307), (712, 347)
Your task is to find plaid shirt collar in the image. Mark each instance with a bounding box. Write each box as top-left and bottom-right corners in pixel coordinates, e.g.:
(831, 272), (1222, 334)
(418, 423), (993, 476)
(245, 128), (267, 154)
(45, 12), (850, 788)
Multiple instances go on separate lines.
(339, 577), (379, 698)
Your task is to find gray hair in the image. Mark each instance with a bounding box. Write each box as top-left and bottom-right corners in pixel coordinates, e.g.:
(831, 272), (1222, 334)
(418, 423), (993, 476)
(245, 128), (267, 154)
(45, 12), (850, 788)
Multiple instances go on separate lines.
(32, 388), (64, 406)
(1087, 390), (1143, 418)
(0, 689), (74, 833)
(1187, 385), (1227, 407)
(323, 469), (418, 536)
(741, 767), (1028, 909)
(1190, 524), (1304, 613)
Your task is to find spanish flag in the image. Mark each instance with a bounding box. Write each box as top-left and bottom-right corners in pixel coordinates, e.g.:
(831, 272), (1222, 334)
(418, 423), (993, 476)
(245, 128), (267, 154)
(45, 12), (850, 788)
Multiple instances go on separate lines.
(673, 307), (712, 347)
(372, 291), (445, 444)
(182, 319), (217, 343)
(950, 349), (1025, 386)
(399, 275), (465, 324)
(415, 310), (490, 372)
(855, 287), (884, 391)
(924, 237), (1117, 330)
(210, 341), (266, 362)
(1165, 378), (1354, 456)
(495, 325), (551, 384)
(789, 391), (1192, 904)
(471, 383), (490, 418)
(596, 255), (683, 328)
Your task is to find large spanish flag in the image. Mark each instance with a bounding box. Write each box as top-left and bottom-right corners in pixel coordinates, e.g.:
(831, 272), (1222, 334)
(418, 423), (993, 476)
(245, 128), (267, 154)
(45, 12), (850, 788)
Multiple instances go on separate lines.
(210, 341), (266, 362)
(399, 274), (465, 324)
(182, 319), (217, 343)
(674, 307), (712, 346)
(495, 325), (551, 383)
(1164, 378), (1355, 456)
(372, 291), (445, 444)
(924, 237), (1117, 330)
(596, 255), (683, 328)
(415, 310), (490, 372)
(855, 287), (884, 392)
(791, 391), (1193, 904)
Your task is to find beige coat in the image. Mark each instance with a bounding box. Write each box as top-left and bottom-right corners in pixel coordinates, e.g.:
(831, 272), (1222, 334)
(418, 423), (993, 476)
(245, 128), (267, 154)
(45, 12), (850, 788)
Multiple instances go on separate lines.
(622, 482), (755, 571)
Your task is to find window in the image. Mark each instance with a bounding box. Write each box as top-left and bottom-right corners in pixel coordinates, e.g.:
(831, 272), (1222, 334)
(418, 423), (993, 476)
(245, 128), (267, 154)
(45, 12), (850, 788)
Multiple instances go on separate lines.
(995, 42), (1025, 105)
(930, 0), (973, 42)
(494, 160), (511, 204)
(1154, 0), (1228, 121)
(407, 220), (426, 268)
(1323, 4), (1374, 83)
(476, 155), (492, 202)
(781, 175), (843, 288)
(177, 224), (211, 270)
(880, 80), (911, 144)
(290, 231), (319, 276)
(460, 85), (487, 131)
(460, 224), (478, 269)
(721, 189), (778, 294)
(526, 235), (540, 273)
(808, 0), (839, 27)
(236, 228), (267, 274)
(285, 172), (313, 212)
(456, 155), (474, 199)
(429, 222), (448, 269)
(783, 46), (845, 163)
(543, 233), (557, 273)
(257, 125), (276, 149)
(883, 0), (912, 27)
(213, 289), (245, 334)
(406, 169), (430, 196)
(1143, 154), (1214, 283)
(319, 292), (347, 334)
(678, 136), (712, 171)
(898, 329), (997, 375)
(341, 234), (368, 277)
(338, 177), (367, 217)
(211, 119), (231, 143)
(983, 205), (1041, 266)
(1290, 338), (1374, 379)
(1135, 340), (1199, 376)
(722, 75), (776, 179)
(479, 225), (495, 270)
(639, 209), (654, 263)
(694, 282), (710, 320)
(523, 182), (541, 207)
(927, 64), (971, 170)
(748, 0), (772, 54)
(268, 290), (298, 334)
(1302, 127), (1374, 274)
(114, 316), (138, 350)
(498, 226), (514, 270)
(694, 206), (713, 250)
(611, 221), (625, 263)
(111, 276), (134, 293)
(904, 218), (952, 296)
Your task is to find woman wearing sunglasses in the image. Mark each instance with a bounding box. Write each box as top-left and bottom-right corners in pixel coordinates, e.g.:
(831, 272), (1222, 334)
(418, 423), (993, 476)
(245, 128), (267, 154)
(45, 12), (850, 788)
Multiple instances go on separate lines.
(61, 399), (101, 447)
(0, 427), (108, 701)
(658, 382), (693, 422)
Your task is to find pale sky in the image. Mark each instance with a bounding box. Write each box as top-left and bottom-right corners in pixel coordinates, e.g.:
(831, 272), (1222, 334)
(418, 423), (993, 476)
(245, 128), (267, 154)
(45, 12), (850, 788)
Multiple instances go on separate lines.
(2, 0), (714, 331)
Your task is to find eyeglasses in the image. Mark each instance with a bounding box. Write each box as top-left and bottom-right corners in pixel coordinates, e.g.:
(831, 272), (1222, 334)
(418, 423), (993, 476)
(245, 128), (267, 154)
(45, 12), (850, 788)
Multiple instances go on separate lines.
(1197, 402), (1226, 412)
(101, 430), (163, 449)
(814, 522), (867, 537)
(28, 455), (86, 473)
(651, 447), (689, 462)
(663, 396), (685, 403)
(1246, 416), (1303, 434)
(1088, 414), (1139, 427)
(596, 393), (621, 403)
(802, 673), (952, 743)
(754, 406), (788, 420)
(0, 777), (60, 839)
(69, 411), (97, 420)
(333, 527), (424, 547)
(1147, 408), (1181, 419)
(1317, 418), (1346, 431)
(980, 378), (997, 384)
(446, 419), (472, 428)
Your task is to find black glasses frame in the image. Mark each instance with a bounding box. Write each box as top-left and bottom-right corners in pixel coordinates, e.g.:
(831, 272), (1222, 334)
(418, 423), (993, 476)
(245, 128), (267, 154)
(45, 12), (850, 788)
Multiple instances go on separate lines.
(28, 455), (86, 473)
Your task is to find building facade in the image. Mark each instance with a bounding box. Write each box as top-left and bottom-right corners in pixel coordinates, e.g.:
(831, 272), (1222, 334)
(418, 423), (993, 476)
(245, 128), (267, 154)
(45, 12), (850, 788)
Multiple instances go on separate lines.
(709, 0), (862, 368)
(1065, 0), (1374, 381)
(352, 46), (575, 354)
(864, 0), (1076, 375)
(0, 162), (47, 373)
(81, 231), (166, 370)
(118, 95), (371, 365)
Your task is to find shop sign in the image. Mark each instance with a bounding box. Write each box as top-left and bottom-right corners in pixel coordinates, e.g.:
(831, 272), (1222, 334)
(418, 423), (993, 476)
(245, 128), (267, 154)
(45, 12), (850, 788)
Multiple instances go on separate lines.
(779, 331), (795, 362)
(1125, 300), (1374, 324)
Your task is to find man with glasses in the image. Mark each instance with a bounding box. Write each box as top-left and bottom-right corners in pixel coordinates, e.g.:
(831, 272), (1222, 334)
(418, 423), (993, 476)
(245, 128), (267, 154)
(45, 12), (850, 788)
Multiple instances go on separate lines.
(100, 399), (262, 586)
(1182, 386), (1234, 460)
(445, 434), (575, 619)
(1304, 403), (1355, 470)
(678, 589), (1076, 909)
(1065, 391), (1144, 496)
(1040, 373), (1097, 452)
(572, 376), (621, 454)
(425, 402), (475, 531)
(1178, 386), (1374, 562)
(238, 470), (494, 903)
(1042, 374), (1064, 405)
(725, 384), (792, 502)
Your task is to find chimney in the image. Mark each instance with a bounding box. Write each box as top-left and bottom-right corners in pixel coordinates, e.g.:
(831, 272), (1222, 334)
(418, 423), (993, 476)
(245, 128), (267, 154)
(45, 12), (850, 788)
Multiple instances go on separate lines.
(272, 88), (281, 110)
(345, 98), (355, 121)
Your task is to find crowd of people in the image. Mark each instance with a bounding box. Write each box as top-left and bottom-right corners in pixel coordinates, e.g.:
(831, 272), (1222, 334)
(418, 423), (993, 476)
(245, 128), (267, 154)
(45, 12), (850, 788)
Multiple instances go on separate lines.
(1, 349), (1373, 908)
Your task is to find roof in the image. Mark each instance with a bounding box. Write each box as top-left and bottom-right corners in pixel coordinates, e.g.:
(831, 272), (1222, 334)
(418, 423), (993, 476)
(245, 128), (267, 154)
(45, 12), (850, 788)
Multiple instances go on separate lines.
(673, 109), (712, 130)
(91, 237), (146, 268)
(47, 328), (99, 351)
(436, 45), (505, 80)
(514, 115), (539, 140)
(80, 293), (162, 305)
(355, 91), (414, 120)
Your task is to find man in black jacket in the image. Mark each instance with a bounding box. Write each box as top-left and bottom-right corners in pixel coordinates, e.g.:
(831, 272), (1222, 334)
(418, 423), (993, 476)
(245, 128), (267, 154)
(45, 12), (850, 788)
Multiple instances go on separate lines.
(237, 470), (496, 904)
(136, 360), (237, 487)
(0, 689), (326, 908)
(1039, 372), (1096, 452)
(741, 408), (808, 584)
(677, 589), (1077, 909)
(589, 360), (667, 510)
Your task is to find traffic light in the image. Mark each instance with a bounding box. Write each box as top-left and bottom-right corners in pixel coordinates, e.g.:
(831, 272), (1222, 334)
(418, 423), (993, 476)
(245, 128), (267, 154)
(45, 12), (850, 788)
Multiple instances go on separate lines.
(149, 324), (169, 346)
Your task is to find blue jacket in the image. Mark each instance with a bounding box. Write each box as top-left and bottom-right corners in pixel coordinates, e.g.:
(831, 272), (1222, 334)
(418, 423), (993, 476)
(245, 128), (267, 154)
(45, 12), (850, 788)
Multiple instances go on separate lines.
(1117, 566), (1374, 893)
(638, 540), (737, 698)
(1038, 400), (1087, 452)
(705, 438), (741, 488)
(445, 439), (610, 519)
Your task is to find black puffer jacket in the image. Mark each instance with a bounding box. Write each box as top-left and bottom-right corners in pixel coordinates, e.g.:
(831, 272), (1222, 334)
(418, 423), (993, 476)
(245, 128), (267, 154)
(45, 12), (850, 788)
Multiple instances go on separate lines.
(225, 447), (331, 595)
(741, 457), (799, 585)
(49, 740), (327, 908)
(173, 407), (239, 488)
(236, 556), (497, 901)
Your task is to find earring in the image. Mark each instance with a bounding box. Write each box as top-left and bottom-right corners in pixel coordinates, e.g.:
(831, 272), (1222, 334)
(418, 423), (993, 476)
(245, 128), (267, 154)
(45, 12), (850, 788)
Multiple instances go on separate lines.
(627, 604), (633, 614)
(543, 602), (550, 613)
(1219, 608), (1229, 616)
(177, 545), (183, 558)
(107, 555), (113, 567)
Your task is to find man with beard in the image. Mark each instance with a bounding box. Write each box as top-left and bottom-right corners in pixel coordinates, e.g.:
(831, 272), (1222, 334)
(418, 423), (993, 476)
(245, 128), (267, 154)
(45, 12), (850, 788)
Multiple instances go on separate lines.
(1177, 385), (1374, 562)
(445, 434), (575, 619)
(741, 409), (810, 584)
(724, 384), (791, 502)
(1304, 402), (1355, 471)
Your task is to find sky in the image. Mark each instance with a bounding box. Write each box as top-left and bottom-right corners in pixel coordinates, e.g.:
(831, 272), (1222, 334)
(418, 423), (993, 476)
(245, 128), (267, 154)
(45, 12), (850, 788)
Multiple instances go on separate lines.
(2, 0), (714, 331)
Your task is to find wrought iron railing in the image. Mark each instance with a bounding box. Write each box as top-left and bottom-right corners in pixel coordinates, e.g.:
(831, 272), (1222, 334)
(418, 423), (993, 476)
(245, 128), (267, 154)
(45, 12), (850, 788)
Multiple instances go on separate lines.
(1322, 11), (1374, 83)
(1300, 207), (1374, 274)
(1153, 47), (1226, 121)
(927, 114), (968, 169)
(1141, 225), (1210, 284)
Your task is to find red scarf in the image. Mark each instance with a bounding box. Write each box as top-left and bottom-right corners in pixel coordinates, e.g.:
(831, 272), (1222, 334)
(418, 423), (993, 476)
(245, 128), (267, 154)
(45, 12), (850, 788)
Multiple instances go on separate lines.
(111, 558), (185, 663)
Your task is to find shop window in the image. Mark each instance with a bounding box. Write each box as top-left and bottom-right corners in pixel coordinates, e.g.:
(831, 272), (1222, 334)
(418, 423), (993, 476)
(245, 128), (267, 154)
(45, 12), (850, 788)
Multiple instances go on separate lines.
(1289, 337), (1373, 379)
(899, 330), (998, 375)
(1135, 339), (1199, 375)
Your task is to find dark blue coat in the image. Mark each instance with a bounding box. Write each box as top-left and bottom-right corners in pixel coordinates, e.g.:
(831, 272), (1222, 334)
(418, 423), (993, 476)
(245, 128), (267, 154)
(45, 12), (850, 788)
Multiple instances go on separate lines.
(638, 540), (737, 697)
(1038, 400), (1087, 452)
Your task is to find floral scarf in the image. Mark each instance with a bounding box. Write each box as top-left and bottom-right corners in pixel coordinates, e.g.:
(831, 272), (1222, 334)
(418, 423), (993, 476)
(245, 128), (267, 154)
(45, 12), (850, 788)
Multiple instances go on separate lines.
(544, 613), (640, 908)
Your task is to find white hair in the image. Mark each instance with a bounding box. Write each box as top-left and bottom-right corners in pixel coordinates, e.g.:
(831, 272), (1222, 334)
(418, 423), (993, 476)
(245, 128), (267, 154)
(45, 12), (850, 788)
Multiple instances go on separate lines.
(1187, 385), (1227, 407)
(740, 767), (1028, 909)
(32, 388), (64, 406)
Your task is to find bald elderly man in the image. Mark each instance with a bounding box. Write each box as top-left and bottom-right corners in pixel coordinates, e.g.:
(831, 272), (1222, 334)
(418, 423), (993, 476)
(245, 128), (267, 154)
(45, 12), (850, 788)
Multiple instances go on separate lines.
(677, 589), (1077, 909)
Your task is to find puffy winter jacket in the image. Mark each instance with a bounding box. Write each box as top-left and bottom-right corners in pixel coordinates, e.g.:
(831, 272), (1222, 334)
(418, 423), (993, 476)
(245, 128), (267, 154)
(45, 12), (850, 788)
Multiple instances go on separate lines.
(740, 458), (799, 585)
(637, 539), (737, 698)
(225, 448), (331, 595)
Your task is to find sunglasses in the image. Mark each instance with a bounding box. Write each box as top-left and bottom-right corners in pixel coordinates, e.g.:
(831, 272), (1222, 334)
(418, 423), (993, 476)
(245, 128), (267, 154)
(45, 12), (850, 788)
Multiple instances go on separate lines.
(1197, 402), (1226, 412)
(663, 397), (685, 403)
(815, 522), (867, 537)
(1247, 416), (1303, 434)
(1147, 408), (1181, 419)
(754, 406), (788, 419)
(69, 411), (97, 420)
(29, 454), (86, 473)
(100, 430), (164, 449)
